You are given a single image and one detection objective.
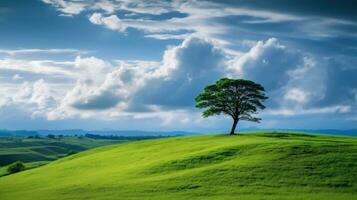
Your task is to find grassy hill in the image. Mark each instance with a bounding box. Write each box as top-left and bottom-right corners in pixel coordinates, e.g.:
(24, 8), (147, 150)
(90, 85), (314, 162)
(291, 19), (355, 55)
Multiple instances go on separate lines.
(0, 135), (157, 176)
(0, 136), (127, 166)
(0, 132), (356, 200)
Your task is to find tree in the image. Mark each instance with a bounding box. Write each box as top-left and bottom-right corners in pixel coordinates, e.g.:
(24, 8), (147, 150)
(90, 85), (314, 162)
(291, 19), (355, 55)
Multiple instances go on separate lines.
(195, 78), (268, 135)
(7, 161), (25, 174)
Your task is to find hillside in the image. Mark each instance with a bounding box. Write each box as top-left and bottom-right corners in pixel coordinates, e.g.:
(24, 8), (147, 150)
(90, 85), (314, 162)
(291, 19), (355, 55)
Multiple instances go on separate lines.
(0, 136), (127, 167)
(0, 135), (161, 177)
(0, 132), (356, 200)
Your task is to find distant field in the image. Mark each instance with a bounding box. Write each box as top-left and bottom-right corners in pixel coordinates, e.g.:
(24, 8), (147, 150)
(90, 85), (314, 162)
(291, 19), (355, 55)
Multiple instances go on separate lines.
(0, 132), (356, 199)
(0, 135), (156, 176)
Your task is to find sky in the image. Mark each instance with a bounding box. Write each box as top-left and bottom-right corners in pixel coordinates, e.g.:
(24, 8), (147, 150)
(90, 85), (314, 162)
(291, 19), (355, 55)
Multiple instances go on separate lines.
(0, 0), (357, 132)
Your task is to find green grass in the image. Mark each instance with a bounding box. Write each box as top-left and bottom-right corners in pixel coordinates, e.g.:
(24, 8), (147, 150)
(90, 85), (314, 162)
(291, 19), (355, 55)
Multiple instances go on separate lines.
(0, 136), (132, 167)
(0, 161), (48, 177)
(0, 132), (356, 199)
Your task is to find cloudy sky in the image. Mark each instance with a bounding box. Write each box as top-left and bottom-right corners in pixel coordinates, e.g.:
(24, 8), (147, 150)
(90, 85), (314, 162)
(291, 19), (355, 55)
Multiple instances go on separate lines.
(0, 0), (357, 131)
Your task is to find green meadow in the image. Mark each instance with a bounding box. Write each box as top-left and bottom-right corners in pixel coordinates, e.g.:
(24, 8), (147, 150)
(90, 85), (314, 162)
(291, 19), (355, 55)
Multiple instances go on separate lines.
(0, 132), (356, 200)
(0, 135), (144, 176)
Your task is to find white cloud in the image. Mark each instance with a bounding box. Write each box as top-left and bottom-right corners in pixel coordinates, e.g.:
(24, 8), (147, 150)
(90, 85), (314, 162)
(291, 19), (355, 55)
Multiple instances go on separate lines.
(0, 48), (85, 56)
(127, 36), (227, 110)
(89, 13), (127, 32)
(225, 37), (329, 111)
(0, 59), (75, 77)
(74, 56), (112, 83)
(284, 88), (310, 104)
(88, 12), (191, 33)
(144, 33), (192, 40)
(227, 38), (284, 76)
(0, 0), (353, 130)
(88, 12), (103, 25)
(53, 0), (177, 15)
(94, 0), (116, 14)
(81, 1), (305, 47)
(32, 37), (227, 120)
(28, 79), (56, 109)
(12, 74), (23, 81)
(0, 79), (57, 118)
(283, 56), (326, 105)
(265, 105), (351, 116)
(1, 36), (356, 129)
(45, 59), (159, 119)
(42, 0), (87, 15)
(41, 0), (357, 48)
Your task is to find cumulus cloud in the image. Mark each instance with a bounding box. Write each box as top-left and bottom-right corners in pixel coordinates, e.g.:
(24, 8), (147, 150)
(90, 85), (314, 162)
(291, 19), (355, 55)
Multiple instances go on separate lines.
(226, 38), (329, 111)
(227, 38), (296, 107)
(62, 69), (129, 111)
(0, 79), (57, 118)
(26, 79), (57, 109)
(64, 82), (122, 110)
(53, 36), (348, 121)
(0, 0), (356, 130)
(128, 37), (227, 110)
(73, 56), (112, 83)
(227, 38), (286, 78)
(45, 59), (159, 119)
(1, 36), (356, 129)
(36, 37), (228, 119)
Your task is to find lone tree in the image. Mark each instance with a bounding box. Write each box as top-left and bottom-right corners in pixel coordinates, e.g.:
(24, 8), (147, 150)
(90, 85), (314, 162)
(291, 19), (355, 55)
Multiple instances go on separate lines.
(195, 78), (268, 135)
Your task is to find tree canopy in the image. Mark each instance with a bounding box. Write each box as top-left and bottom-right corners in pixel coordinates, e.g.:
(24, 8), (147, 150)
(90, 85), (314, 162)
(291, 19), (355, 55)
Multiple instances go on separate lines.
(195, 78), (268, 135)
(7, 161), (25, 174)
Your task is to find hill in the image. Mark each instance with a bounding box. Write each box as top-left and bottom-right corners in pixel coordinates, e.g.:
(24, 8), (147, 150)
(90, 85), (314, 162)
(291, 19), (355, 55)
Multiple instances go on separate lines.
(0, 135), (163, 177)
(0, 129), (197, 137)
(0, 132), (356, 200)
(0, 136), (127, 167)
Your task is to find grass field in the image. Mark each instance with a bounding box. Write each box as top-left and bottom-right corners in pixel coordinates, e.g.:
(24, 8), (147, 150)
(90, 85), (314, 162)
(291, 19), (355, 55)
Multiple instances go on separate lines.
(0, 136), (143, 176)
(0, 136), (128, 166)
(0, 132), (356, 199)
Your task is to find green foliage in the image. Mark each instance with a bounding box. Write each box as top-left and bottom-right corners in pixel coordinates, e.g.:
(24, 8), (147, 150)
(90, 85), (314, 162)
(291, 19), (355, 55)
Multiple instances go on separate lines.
(0, 132), (356, 200)
(195, 78), (268, 134)
(7, 161), (25, 174)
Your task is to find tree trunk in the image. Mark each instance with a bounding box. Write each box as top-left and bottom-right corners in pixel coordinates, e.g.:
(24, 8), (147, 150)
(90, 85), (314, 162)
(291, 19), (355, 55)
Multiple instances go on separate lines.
(230, 119), (239, 135)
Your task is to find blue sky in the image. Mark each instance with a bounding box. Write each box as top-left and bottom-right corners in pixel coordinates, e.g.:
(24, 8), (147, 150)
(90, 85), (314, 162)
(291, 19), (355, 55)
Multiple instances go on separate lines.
(0, 0), (357, 132)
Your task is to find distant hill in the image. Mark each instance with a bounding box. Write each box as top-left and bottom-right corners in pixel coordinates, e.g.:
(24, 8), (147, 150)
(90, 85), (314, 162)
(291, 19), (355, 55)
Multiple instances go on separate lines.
(1, 129), (357, 137)
(294, 129), (357, 137)
(0, 136), (127, 168)
(247, 129), (357, 137)
(0, 130), (38, 137)
(0, 134), (167, 170)
(0, 129), (199, 137)
(1, 132), (356, 200)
